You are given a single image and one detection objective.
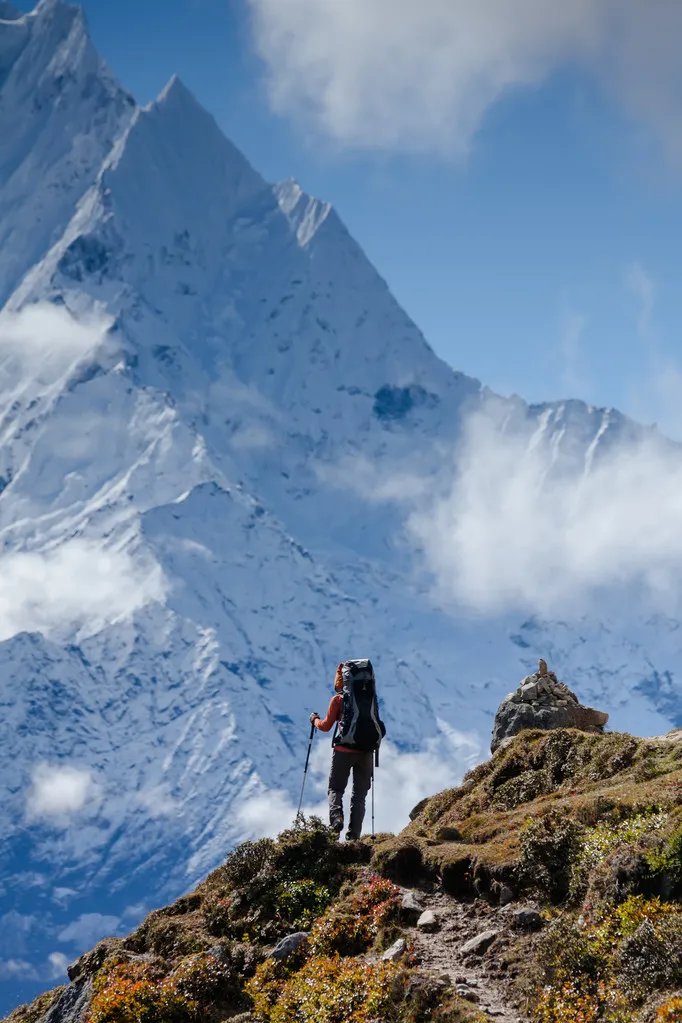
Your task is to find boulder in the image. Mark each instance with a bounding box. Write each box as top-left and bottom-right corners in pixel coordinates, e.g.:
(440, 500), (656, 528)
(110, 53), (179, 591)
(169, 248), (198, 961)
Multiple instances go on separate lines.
(400, 890), (424, 923)
(39, 979), (93, 1023)
(491, 659), (608, 752)
(460, 929), (498, 955)
(498, 884), (515, 907)
(456, 985), (480, 1003)
(417, 909), (439, 932)
(381, 937), (407, 961)
(267, 931), (309, 961)
(510, 907), (543, 931)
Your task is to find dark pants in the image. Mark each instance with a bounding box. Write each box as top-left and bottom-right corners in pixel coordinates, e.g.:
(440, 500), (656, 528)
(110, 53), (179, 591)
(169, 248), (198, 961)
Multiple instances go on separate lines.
(328, 748), (373, 837)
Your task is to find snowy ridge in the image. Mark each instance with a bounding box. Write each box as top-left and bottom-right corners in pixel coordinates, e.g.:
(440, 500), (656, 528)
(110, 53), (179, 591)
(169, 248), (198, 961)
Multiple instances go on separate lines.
(0, 1), (680, 1014)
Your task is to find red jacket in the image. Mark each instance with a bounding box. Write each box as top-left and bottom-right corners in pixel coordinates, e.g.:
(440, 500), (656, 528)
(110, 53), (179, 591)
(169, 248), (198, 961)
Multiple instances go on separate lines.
(314, 693), (355, 753)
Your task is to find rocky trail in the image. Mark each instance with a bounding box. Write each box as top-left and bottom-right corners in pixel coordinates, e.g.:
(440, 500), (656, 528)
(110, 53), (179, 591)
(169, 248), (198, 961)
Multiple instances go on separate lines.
(403, 889), (535, 1023)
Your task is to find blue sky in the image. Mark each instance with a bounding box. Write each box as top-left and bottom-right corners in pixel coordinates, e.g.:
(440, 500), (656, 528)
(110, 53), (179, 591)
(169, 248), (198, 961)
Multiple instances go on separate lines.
(17, 0), (682, 434)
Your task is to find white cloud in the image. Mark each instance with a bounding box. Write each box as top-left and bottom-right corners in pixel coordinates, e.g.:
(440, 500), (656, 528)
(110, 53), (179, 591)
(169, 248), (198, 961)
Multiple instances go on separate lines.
(407, 397), (682, 614)
(0, 303), (111, 386)
(122, 902), (148, 920)
(57, 913), (121, 948)
(134, 784), (178, 819)
(27, 764), (97, 821)
(52, 887), (78, 907)
(47, 952), (70, 979)
(236, 727), (482, 839)
(0, 959), (37, 980)
(248, 0), (682, 160)
(0, 539), (166, 642)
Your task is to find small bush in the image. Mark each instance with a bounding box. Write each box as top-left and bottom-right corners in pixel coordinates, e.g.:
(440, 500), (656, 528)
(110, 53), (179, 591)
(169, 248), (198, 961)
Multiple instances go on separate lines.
(170, 949), (244, 1004)
(275, 879), (333, 930)
(270, 817), (347, 886)
(201, 818), (354, 943)
(533, 978), (630, 1023)
(533, 895), (682, 1020)
(87, 960), (197, 1023)
(248, 954), (407, 1023)
(571, 809), (669, 903)
(657, 997), (682, 1022)
(647, 822), (682, 897)
(308, 876), (401, 957)
(519, 811), (584, 902)
(215, 838), (275, 890)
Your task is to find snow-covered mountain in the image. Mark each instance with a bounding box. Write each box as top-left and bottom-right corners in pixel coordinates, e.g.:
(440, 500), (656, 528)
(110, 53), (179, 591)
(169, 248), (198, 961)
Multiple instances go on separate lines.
(1, 0), (680, 1014)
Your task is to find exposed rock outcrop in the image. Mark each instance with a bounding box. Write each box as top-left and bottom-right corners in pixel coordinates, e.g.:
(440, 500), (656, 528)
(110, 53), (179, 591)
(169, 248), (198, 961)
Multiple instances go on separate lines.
(491, 659), (608, 752)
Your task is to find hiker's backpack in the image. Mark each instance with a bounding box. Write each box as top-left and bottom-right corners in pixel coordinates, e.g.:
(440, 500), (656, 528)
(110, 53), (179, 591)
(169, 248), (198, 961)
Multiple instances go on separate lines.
(333, 659), (386, 754)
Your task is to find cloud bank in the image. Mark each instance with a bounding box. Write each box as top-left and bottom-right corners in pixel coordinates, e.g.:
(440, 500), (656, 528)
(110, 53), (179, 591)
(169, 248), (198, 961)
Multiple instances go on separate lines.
(0, 539), (166, 642)
(237, 726), (482, 839)
(47, 952), (70, 980)
(0, 303), (111, 386)
(27, 764), (97, 821)
(248, 0), (682, 159)
(407, 399), (682, 614)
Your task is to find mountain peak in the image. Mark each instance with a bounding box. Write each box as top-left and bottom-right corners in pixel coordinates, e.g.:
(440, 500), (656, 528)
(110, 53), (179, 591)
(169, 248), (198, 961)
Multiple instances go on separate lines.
(155, 71), (187, 105)
(96, 70), (265, 255)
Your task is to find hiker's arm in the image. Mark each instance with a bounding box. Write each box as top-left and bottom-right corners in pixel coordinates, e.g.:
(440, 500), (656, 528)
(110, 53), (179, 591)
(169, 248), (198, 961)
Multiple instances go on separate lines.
(314, 695), (340, 732)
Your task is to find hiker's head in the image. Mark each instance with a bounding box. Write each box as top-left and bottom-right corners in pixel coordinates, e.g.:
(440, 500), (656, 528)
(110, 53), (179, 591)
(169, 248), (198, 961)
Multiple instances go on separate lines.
(334, 662), (344, 692)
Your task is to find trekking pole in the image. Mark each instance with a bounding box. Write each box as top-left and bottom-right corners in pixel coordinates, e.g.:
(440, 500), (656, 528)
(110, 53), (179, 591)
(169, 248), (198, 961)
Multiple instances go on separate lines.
(371, 758), (375, 839)
(296, 721), (316, 819)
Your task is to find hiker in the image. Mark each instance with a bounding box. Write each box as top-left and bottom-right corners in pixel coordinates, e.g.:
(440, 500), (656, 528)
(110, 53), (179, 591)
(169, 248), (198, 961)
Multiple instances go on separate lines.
(310, 659), (385, 841)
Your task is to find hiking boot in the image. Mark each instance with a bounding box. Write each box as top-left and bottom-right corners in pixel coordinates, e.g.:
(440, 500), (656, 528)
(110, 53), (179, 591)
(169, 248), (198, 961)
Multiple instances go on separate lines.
(345, 830), (360, 842)
(330, 819), (343, 837)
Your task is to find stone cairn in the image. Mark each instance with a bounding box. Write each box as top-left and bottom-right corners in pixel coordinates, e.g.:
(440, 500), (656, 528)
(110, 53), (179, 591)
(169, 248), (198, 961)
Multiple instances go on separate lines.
(490, 658), (609, 753)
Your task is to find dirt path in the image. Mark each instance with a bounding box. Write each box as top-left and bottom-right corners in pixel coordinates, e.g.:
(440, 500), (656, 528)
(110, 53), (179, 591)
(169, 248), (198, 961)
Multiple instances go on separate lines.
(405, 889), (530, 1023)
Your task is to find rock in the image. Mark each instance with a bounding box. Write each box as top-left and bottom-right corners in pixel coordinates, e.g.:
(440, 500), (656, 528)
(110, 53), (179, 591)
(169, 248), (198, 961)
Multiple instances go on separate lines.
(435, 825), (462, 842)
(381, 937), (407, 961)
(460, 929), (498, 955)
(520, 681), (539, 701)
(490, 661), (609, 752)
(67, 938), (122, 983)
(456, 986), (480, 1002)
(417, 909), (439, 932)
(498, 884), (514, 906)
(267, 931), (309, 961)
(400, 890), (423, 923)
(409, 796), (430, 820)
(41, 979), (93, 1023)
(510, 907), (543, 931)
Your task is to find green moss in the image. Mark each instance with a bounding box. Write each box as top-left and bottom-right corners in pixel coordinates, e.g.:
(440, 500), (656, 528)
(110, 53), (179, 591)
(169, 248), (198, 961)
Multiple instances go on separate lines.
(371, 836), (428, 885)
(646, 821), (682, 896)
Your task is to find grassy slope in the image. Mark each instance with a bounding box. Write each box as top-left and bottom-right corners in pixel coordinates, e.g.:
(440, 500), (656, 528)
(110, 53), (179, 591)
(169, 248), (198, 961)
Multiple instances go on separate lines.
(5, 728), (682, 1023)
